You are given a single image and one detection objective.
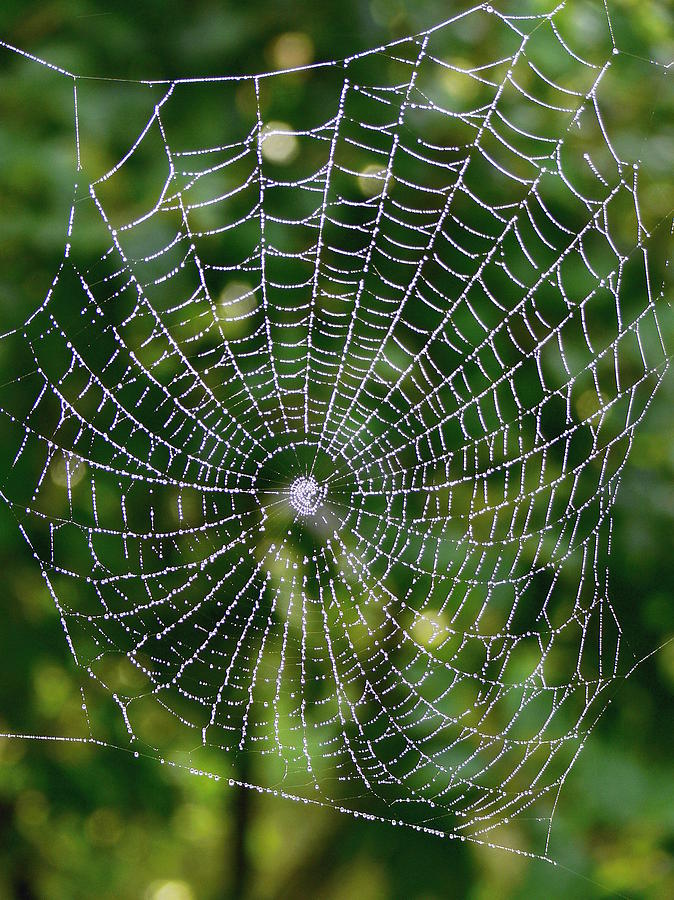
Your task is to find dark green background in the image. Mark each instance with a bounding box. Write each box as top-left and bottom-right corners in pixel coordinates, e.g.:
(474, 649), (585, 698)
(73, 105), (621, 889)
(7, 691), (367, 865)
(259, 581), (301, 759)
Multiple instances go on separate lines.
(0, 1), (672, 897)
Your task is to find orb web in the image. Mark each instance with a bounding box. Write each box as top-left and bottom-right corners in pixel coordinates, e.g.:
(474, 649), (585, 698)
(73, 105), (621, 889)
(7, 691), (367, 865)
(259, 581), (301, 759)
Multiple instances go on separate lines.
(0, 1), (671, 860)
(289, 476), (325, 516)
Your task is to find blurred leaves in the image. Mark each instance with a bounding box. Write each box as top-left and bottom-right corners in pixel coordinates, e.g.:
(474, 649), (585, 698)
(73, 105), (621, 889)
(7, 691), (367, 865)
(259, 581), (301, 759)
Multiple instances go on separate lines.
(0, 1), (672, 898)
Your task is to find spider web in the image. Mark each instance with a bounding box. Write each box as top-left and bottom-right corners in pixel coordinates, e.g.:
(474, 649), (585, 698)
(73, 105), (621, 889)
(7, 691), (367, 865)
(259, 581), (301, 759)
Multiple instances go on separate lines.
(0, 1), (671, 860)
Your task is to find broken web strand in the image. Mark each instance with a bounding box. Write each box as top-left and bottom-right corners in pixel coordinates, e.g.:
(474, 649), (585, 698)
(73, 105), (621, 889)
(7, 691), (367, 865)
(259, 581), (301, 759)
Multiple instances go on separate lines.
(0, 0), (672, 866)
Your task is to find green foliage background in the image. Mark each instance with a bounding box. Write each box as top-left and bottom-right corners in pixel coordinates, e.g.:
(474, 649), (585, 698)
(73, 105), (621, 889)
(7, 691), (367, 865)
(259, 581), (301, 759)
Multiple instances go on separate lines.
(0, 1), (672, 897)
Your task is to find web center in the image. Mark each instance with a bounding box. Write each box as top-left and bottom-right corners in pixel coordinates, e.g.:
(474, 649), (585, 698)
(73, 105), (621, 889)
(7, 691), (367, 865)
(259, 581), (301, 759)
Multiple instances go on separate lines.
(289, 476), (324, 516)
